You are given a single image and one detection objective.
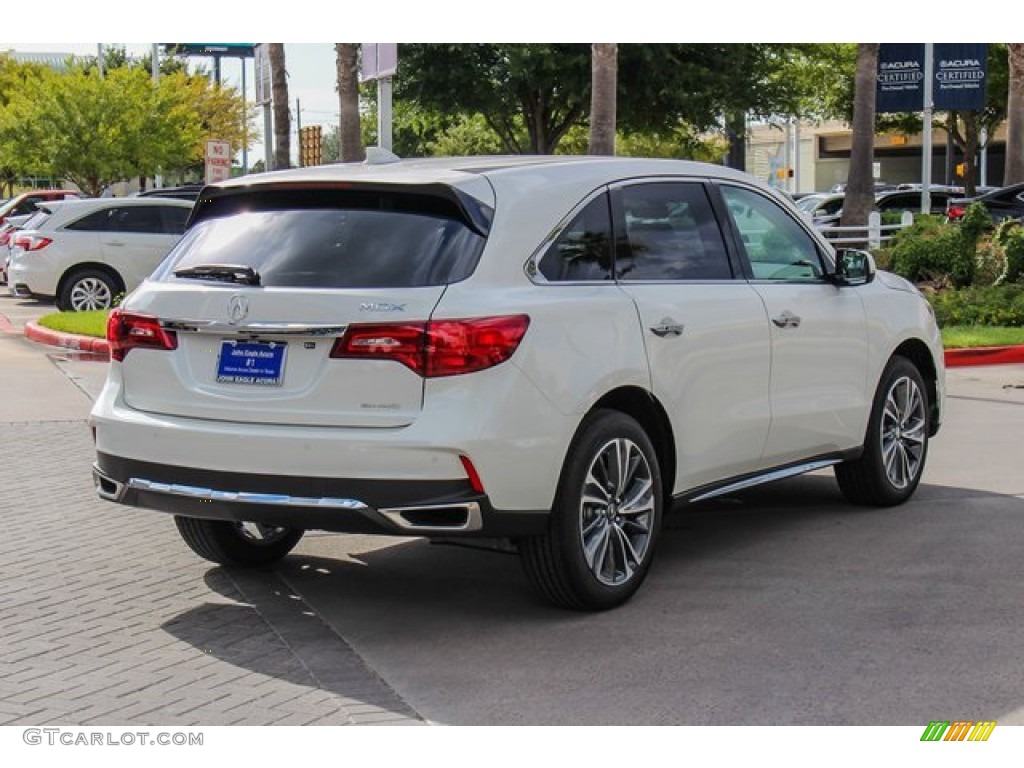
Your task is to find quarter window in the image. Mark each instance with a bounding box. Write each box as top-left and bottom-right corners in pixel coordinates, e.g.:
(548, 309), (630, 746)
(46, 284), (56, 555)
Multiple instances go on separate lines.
(617, 183), (732, 281)
(537, 194), (614, 281)
(720, 185), (825, 281)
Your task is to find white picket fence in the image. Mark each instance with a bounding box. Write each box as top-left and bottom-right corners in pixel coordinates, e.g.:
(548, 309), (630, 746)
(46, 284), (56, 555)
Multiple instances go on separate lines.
(816, 210), (915, 250)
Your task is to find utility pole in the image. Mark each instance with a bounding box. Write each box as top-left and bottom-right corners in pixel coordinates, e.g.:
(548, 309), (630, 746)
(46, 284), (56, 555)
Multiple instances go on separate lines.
(97, 44), (104, 78)
(152, 44), (163, 189)
(921, 43), (934, 214)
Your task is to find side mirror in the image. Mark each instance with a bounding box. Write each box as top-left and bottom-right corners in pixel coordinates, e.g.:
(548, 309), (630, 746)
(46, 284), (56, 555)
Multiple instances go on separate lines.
(832, 248), (876, 286)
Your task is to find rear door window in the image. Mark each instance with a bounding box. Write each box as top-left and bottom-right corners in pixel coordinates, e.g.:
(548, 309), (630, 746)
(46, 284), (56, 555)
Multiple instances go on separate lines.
(616, 183), (733, 281)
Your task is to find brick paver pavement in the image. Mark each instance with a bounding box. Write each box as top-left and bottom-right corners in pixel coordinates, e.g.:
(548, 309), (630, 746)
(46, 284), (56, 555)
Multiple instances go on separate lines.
(0, 413), (423, 726)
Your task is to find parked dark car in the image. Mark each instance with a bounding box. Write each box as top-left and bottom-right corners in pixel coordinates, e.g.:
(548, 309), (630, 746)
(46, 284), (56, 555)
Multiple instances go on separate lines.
(875, 189), (958, 217)
(946, 182), (1024, 223)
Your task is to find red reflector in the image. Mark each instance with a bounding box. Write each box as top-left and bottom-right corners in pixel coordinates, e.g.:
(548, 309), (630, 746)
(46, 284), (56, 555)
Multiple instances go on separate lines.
(107, 309), (178, 362)
(331, 315), (529, 377)
(947, 205), (966, 220)
(459, 455), (485, 495)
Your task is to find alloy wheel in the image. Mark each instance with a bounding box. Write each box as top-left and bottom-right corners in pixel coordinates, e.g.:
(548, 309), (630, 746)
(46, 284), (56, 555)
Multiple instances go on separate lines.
(69, 277), (112, 311)
(579, 437), (655, 586)
(880, 375), (927, 490)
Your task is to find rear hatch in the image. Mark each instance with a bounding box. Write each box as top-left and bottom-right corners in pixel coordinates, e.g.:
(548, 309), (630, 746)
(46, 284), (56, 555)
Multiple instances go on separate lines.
(116, 183), (490, 428)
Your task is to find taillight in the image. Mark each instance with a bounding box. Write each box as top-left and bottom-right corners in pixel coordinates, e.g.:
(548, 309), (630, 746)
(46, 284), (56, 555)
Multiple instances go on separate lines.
(331, 315), (530, 377)
(947, 205), (966, 220)
(106, 309), (178, 362)
(13, 234), (52, 251)
(0, 228), (12, 246)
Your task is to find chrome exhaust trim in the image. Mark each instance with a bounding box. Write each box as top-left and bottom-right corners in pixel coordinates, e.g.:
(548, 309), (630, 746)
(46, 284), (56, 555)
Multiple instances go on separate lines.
(377, 502), (483, 533)
(92, 466), (126, 501)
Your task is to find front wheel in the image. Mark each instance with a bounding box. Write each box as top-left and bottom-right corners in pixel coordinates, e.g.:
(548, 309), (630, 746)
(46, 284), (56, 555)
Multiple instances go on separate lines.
(520, 410), (663, 610)
(174, 517), (304, 567)
(835, 356), (929, 506)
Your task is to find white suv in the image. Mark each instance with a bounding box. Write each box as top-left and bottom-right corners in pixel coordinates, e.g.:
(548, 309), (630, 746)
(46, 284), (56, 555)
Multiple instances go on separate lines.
(90, 157), (945, 610)
(7, 197), (193, 310)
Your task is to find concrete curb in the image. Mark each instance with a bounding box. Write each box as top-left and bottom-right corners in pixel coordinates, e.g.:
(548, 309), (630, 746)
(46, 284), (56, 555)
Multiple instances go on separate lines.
(24, 320), (110, 358)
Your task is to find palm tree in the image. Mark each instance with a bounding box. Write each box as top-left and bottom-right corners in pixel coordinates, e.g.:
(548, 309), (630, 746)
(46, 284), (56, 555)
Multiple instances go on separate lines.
(1005, 44), (1024, 185)
(588, 44), (617, 156)
(336, 44), (365, 163)
(840, 43), (879, 229)
(268, 44), (291, 170)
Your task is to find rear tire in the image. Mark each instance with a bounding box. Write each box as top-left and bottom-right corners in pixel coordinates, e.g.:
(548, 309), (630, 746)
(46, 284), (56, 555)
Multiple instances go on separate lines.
(58, 268), (119, 311)
(520, 410), (663, 610)
(835, 356), (929, 506)
(174, 517), (304, 567)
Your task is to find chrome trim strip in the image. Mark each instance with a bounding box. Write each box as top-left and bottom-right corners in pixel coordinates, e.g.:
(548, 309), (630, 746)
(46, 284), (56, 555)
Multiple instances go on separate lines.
(160, 320), (348, 337)
(689, 459), (841, 503)
(126, 478), (369, 509)
(378, 502), (483, 533)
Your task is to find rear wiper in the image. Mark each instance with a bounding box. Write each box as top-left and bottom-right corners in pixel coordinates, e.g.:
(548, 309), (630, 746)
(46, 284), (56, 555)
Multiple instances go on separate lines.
(173, 264), (261, 286)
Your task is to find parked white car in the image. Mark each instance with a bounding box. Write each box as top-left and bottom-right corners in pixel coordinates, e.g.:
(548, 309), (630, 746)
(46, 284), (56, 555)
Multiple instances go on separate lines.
(90, 157), (945, 610)
(7, 197), (193, 310)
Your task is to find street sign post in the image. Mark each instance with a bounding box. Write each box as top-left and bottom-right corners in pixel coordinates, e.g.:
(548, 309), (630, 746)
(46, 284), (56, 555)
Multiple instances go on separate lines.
(361, 44), (398, 152)
(205, 140), (232, 184)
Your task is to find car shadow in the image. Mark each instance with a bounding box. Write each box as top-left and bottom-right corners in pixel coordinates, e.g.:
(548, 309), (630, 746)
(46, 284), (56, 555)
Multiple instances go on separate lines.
(162, 476), (1024, 725)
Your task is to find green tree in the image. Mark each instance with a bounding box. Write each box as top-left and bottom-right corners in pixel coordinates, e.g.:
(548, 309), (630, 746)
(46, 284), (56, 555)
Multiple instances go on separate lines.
(336, 44), (364, 163)
(589, 44), (617, 155)
(396, 44), (839, 158)
(0, 64), (249, 195)
(1006, 44), (1024, 184)
(841, 44), (879, 229)
(269, 43), (290, 169)
(0, 55), (49, 195)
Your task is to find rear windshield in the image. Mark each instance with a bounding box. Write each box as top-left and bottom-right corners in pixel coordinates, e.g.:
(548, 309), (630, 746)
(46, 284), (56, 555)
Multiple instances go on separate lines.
(153, 188), (488, 289)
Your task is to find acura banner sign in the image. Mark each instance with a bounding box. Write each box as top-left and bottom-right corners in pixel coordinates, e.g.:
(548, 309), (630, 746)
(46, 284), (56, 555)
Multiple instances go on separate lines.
(877, 43), (987, 113)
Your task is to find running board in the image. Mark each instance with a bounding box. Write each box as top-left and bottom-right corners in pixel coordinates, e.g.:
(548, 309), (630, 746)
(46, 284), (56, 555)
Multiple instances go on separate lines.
(687, 459), (842, 503)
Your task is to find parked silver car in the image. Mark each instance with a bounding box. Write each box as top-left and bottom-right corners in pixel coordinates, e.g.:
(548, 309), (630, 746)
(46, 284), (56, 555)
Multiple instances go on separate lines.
(7, 197), (193, 310)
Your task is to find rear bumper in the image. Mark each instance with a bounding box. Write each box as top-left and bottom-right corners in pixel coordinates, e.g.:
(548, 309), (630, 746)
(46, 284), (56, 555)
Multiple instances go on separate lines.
(93, 454), (548, 539)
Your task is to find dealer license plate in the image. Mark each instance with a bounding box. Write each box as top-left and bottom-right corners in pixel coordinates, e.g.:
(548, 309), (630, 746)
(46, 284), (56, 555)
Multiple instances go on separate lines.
(216, 340), (287, 386)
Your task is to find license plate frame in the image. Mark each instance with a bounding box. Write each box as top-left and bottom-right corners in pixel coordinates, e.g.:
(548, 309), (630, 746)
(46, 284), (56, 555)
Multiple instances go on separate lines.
(216, 339), (288, 386)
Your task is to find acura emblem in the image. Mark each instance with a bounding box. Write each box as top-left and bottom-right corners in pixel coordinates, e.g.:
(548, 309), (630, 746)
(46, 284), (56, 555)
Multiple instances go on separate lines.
(227, 295), (249, 324)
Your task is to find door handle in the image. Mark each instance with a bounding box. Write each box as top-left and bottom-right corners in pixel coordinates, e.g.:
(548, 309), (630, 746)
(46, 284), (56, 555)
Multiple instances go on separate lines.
(650, 319), (685, 337)
(772, 310), (801, 329)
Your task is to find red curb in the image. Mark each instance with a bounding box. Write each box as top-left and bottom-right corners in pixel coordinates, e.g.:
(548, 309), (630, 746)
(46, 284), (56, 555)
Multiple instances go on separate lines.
(0, 314), (14, 334)
(944, 344), (1024, 368)
(24, 320), (110, 359)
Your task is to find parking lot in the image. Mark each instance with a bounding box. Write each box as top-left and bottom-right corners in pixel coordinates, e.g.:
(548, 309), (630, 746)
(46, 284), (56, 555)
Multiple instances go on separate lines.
(2, 292), (1024, 726)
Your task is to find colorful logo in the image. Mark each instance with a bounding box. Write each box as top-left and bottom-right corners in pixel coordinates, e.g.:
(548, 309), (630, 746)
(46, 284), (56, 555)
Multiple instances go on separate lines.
(920, 721), (996, 742)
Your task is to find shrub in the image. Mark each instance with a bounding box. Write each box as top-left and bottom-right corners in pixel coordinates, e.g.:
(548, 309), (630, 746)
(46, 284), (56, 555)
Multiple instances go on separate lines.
(928, 284), (1024, 327)
(889, 216), (972, 287)
(993, 218), (1024, 285)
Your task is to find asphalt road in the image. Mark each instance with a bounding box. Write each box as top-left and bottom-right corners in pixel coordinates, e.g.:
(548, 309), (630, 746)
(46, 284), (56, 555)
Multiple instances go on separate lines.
(3, 292), (1023, 726)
